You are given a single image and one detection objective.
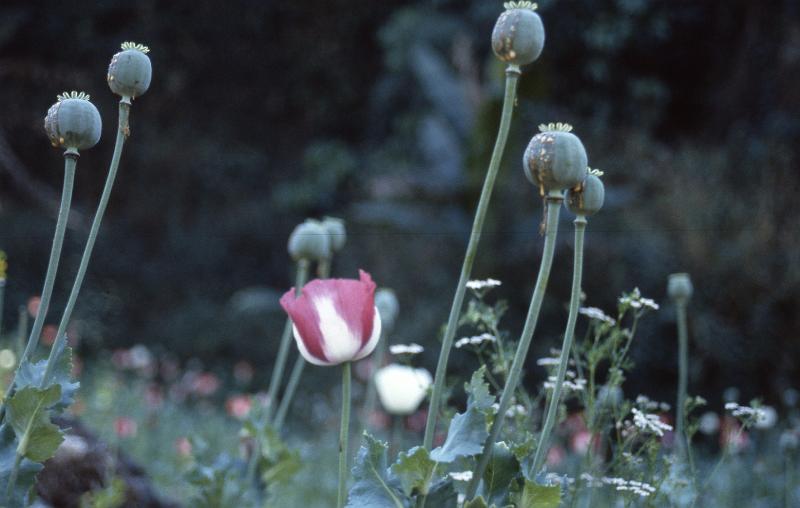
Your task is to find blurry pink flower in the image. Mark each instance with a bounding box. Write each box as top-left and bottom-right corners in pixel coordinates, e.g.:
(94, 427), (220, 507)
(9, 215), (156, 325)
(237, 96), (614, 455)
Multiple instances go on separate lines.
(40, 325), (57, 346)
(114, 417), (138, 439)
(547, 445), (566, 467)
(280, 270), (381, 366)
(27, 296), (41, 318)
(570, 430), (601, 455)
(367, 410), (390, 430)
(192, 372), (220, 396)
(233, 361), (254, 384)
(175, 437), (192, 457)
(226, 395), (253, 420)
(721, 416), (750, 453)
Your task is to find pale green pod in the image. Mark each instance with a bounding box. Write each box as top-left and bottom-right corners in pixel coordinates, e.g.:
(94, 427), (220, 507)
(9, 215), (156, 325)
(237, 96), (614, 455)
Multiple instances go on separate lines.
(44, 92), (102, 151)
(523, 123), (588, 193)
(375, 288), (399, 332)
(288, 220), (331, 262)
(108, 42), (152, 99)
(668, 273), (694, 304)
(491, 5), (545, 66)
(566, 173), (605, 217)
(321, 216), (347, 252)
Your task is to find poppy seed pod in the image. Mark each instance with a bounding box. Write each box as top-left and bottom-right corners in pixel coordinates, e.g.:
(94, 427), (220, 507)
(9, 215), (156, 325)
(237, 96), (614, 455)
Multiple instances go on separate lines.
(375, 364), (432, 415)
(492, 2), (545, 66)
(566, 171), (605, 217)
(321, 216), (347, 252)
(288, 220), (331, 262)
(44, 92), (102, 151)
(668, 273), (693, 304)
(375, 288), (400, 333)
(280, 270), (381, 366)
(107, 42), (152, 99)
(524, 123), (588, 194)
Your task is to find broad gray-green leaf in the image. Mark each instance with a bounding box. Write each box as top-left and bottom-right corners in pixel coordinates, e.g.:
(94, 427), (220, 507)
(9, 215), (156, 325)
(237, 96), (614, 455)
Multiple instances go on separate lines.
(389, 446), (437, 497)
(430, 407), (489, 463)
(15, 343), (80, 410)
(424, 478), (459, 506)
(346, 433), (408, 508)
(516, 480), (561, 508)
(464, 496), (490, 508)
(0, 424), (43, 506)
(466, 366), (495, 413)
(7, 385), (64, 462)
(482, 442), (519, 506)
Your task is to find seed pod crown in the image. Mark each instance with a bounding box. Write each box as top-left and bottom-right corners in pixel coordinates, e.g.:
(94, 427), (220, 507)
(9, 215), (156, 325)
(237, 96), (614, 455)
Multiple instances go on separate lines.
(492, 2), (545, 66)
(523, 122), (588, 194)
(108, 42), (152, 99)
(566, 169), (605, 217)
(44, 91), (102, 151)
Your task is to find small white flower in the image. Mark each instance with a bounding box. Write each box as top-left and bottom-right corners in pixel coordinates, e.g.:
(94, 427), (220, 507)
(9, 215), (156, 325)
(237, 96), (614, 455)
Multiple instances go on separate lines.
(755, 406), (777, 429)
(389, 343), (424, 355)
(449, 471), (473, 482)
(466, 278), (502, 290)
(578, 307), (616, 325)
(455, 333), (496, 349)
(536, 356), (560, 366)
(631, 408), (672, 437)
(619, 288), (659, 311)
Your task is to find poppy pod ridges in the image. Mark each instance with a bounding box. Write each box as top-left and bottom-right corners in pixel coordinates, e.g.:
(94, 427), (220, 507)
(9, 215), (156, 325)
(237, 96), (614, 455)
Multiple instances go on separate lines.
(44, 91), (102, 152)
(566, 170), (605, 217)
(492, 2), (545, 66)
(524, 122), (588, 195)
(108, 42), (152, 100)
(280, 270), (381, 366)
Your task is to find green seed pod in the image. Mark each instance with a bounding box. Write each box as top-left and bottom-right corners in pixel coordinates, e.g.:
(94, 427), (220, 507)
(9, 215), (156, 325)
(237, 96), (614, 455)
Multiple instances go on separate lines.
(288, 219), (331, 262)
(44, 92), (102, 151)
(523, 122), (588, 194)
(107, 42), (152, 99)
(566, 171), (605, 217)
(321, 216), (347, 252)
(375, 288), (400, 332)
(668, 273), (693, 304)
(492, 2), (545, 66)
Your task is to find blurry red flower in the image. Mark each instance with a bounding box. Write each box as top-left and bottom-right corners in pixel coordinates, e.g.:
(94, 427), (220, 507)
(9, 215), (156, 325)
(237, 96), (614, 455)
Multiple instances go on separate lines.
(547, 445), (566, 467)
(40, 325), (57, 346)
(226, 395), (253, 420)
(175, 437), (192, 457)
(191, 372), (220, 396)
(27, 297), (41, 318)
(114, 417), (138, 439)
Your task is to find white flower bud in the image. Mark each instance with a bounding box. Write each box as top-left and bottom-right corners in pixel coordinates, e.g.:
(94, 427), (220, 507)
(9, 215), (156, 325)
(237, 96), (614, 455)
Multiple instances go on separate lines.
(374, 364), (432, 415)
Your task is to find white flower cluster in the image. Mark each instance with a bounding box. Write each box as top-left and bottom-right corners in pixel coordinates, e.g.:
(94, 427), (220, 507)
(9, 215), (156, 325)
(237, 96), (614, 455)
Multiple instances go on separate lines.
(579, 306), (616, 325)
(389, 343), (424, 355)
(635, 395), (671, 412)
(466, 278), (502, 290)
(725, 402), (775, 428)
(449, 471), (473, 482)
(579, 474), (656, 497)
(544, 473), (574, 485)
(619, 288), (659, 310)
(455, 333), (496, 348)
(491, 403), (526, 418)
(631, 408), (673, 437)
(544, 370), (586, 392)
(536, 355), (560, 366)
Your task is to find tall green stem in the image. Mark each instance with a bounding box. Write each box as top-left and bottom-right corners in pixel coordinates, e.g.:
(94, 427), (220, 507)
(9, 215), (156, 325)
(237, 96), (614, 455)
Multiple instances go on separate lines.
(15, 307), (28, 358)
(423, 65), (521, 449)
(265, 260), (309, 421)
(467, 195), (562, 498)
(338, 361), (352, 508)
(41, 100), (131, 386)
(0, 280), (5, 340)
(530, 216), (585, 476)
(675, 302), (689, 457)
(0, 156), (76, 414)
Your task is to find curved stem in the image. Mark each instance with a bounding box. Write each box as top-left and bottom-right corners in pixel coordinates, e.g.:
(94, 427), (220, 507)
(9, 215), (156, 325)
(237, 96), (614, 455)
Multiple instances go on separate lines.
(530, 216), (585, 476)
(423, 65), (521, 449)
(467, 195), (562, 498)
(676, 302), (689, 457)
(41, 101), (131, 386)
(265, 260), (310, 422)
(338, 361), (352, 508)
(1, 156), (76, 415)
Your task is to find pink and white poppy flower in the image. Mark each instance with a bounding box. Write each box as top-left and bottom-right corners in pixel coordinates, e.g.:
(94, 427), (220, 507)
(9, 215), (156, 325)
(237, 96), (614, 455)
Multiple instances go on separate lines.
(280, 270), (381, 366)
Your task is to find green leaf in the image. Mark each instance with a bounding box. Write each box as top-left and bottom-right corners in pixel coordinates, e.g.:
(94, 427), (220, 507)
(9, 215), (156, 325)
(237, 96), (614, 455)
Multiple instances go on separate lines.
(346, 433), (408, 508)
(15, 343), (80, 410)
(0, 424), (43, 506)
(482, 442), (519, 506)
(516, 480), (561, 508)
(389, 446), (437, 497)
(7, 385), (64, 462)
(430, 368), (496, 464)
(424, 478), (459, 506)
(253, 423), (302, 487)
(464, 496), (490, 508)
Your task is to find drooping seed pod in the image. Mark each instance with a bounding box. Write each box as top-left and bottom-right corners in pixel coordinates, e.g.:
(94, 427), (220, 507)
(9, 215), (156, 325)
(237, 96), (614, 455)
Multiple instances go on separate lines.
(107, 42), (152, 99)
(492, 2), (545, 66)
(668, 273), (693, 304)
(566, 170), (605, 217)
(321, 216), (347, 252)
(44, 91), (102, 151)
(523, 122), (588, 194)
(375, 288), (399, 333)
(288, 219), (331, 262)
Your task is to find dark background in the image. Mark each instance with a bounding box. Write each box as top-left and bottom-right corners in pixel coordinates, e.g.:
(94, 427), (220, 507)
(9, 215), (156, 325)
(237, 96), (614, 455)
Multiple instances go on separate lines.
(0, 0), (798, 409)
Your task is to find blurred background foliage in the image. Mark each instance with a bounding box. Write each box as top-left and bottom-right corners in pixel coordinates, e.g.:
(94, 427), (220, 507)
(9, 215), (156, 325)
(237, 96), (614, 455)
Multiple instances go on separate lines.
(0, 0), (798, 410)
